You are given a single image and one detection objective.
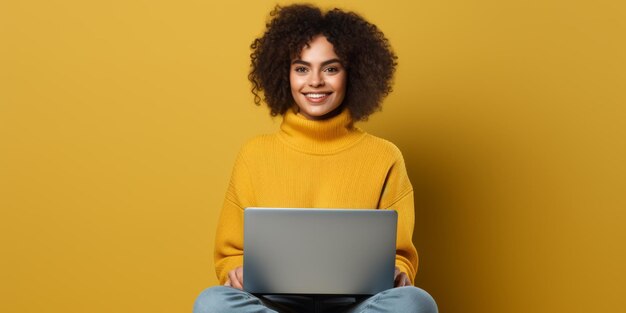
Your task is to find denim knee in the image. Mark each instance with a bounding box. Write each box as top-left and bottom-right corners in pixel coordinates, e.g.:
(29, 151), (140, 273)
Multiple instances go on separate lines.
(392, 286), (438, 313)
(193, 286), (234, 313)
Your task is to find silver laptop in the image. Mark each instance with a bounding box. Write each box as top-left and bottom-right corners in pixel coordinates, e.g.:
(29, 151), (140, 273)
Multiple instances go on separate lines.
(243, 208), (397, 296)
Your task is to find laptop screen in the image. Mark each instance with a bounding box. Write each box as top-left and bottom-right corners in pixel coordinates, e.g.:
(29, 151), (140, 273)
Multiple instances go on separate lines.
(243, 208), (397, 295)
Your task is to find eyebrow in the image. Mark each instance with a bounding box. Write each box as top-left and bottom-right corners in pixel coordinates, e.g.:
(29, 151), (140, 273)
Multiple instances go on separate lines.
(291, 58), (342, 67)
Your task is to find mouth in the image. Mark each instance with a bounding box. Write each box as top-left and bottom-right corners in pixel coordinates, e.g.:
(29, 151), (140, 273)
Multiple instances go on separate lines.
(303, 92), (332, 103)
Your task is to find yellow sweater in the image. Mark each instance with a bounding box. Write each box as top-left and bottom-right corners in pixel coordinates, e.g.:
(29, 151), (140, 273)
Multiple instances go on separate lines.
(214, 108), (419, 285)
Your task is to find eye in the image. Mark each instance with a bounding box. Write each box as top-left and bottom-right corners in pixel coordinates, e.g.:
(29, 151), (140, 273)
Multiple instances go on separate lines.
(324, 66), (340, 73)
(294, 66), (308, 73)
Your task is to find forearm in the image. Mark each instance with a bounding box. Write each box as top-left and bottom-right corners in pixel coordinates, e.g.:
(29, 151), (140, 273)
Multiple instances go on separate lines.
(214, 198), (245, 284)
(389, 190), (419, 284)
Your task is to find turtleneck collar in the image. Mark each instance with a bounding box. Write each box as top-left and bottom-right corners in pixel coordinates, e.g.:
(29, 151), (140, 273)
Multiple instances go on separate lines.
(278, 108), (366, 155)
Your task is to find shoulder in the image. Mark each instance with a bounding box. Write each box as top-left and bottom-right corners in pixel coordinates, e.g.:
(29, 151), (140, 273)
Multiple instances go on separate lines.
(234, 134), (281, 160)
(240, 134), (276, 151)
(359, 132), (405, 161)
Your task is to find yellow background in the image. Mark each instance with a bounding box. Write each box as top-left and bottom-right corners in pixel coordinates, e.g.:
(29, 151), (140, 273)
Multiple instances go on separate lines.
(1, 0), (625, 312)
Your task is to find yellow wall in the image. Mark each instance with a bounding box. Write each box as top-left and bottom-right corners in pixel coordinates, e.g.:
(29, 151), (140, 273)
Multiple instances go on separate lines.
(1, 0), (624, 312)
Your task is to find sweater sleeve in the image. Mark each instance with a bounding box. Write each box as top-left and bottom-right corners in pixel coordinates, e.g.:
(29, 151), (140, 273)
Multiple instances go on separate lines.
(378, 149), (419, 285)
(214, 149), (254, 285)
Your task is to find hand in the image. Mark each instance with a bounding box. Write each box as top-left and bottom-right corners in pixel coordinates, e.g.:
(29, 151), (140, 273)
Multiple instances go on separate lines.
(224, 266), (244, 289)
(394, 266), (412, 287)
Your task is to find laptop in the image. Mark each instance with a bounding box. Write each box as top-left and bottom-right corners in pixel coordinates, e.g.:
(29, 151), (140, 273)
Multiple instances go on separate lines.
(243, 208), (397, 296)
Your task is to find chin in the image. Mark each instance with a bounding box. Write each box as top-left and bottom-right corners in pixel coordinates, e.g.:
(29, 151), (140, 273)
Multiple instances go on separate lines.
(303, 105), (343, 119)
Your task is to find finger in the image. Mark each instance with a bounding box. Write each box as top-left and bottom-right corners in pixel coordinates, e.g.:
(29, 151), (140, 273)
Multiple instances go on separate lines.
(235, 267), (244, 287)
(403, 274), (412, 286)
(398, 274), (405, 287)
(230, 275), (242, 289)
(224, 279), (231, 287)
(394, 272), (410, 287)
(229, 270), (243, 290)
(394, 273), (403, 287)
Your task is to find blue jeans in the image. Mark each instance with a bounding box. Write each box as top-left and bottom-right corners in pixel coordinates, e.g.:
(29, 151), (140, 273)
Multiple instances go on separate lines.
(193, 286), (438, 313)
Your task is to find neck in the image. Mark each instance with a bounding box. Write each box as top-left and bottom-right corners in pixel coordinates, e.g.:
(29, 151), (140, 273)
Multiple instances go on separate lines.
(278, 108), (365, 154)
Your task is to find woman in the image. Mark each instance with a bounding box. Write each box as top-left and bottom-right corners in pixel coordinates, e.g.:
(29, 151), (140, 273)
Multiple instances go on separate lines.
(194, 4), (437, 313)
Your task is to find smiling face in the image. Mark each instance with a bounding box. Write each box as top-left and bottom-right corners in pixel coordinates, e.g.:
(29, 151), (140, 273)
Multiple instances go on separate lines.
(290, 35), (347, 120)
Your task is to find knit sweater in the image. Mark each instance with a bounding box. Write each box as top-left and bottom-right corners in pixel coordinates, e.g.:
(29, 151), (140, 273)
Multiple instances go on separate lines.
(214, 108), (419, 285)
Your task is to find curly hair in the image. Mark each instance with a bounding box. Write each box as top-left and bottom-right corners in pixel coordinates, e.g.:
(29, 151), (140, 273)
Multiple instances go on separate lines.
(249, 4), (397, 121)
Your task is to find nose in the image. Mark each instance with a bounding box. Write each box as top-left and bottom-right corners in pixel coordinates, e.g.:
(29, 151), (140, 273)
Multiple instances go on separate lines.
(308, 71), (325, 87)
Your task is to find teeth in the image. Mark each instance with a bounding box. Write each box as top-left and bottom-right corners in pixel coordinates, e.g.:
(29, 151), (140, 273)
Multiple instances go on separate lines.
(306, 93), (328, 99)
